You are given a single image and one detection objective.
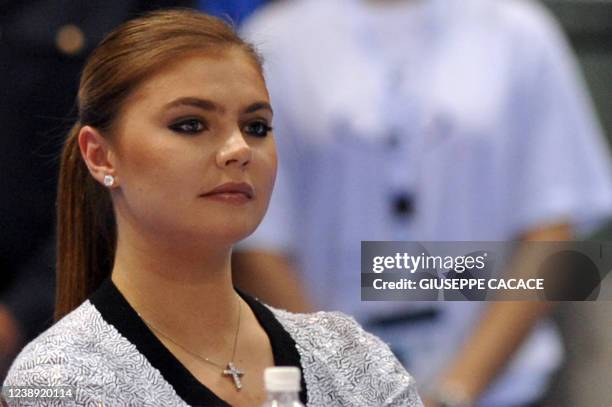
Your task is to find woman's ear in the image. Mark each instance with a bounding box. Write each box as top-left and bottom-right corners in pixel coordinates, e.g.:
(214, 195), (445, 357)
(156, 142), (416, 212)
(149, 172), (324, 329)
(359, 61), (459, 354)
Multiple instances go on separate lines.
(78, 126), (118, 187)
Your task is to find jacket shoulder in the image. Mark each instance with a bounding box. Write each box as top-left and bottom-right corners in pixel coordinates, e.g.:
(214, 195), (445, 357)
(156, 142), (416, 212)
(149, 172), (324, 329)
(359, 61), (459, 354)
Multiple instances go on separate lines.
(271, 308), (423, 406)
(2, 302), (112, 405)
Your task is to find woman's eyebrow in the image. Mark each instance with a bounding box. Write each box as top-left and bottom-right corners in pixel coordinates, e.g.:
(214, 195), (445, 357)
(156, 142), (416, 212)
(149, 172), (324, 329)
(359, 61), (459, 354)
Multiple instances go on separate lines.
(162, 98), (273, 116)
(163, 97), (220, 112)
(243, 101), (273, 115)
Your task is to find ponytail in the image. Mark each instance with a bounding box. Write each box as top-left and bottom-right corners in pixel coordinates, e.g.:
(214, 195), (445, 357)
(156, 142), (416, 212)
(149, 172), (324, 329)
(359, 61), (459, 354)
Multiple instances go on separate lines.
(55, 123), (115, 321)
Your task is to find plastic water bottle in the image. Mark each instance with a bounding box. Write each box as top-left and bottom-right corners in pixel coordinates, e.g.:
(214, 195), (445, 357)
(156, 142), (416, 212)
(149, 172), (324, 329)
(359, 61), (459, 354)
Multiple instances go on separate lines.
(261, 366), (305, 407)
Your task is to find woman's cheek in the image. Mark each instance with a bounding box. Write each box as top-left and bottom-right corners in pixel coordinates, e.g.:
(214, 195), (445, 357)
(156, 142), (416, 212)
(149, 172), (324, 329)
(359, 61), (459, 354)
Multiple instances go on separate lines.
(259, 146), (278, 195)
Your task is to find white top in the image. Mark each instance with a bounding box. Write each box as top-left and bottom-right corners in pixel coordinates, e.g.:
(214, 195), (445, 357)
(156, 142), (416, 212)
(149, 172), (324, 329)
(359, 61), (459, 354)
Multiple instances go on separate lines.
(3, 279), (422, 406)
(240, 0), (612, 405)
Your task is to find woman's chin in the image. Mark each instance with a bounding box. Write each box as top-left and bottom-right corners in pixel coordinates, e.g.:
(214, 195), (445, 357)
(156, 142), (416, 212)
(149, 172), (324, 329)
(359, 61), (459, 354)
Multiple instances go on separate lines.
(194, 219), (262, 246)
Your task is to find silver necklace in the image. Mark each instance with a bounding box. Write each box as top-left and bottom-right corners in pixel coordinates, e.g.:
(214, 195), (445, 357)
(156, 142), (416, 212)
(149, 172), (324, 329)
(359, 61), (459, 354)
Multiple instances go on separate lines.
(139, 299), (245, 391)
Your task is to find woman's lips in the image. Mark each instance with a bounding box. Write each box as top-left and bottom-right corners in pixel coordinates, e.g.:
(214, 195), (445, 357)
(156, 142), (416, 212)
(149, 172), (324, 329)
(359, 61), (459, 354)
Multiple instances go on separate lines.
(202, 191), (251, 204)
(200, 182), (254, 204)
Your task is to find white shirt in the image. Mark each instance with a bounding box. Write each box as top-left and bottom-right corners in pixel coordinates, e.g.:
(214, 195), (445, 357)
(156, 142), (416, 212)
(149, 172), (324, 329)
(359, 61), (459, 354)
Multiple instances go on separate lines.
(241, 0), (612, 404)
(4, 279), (422, 407)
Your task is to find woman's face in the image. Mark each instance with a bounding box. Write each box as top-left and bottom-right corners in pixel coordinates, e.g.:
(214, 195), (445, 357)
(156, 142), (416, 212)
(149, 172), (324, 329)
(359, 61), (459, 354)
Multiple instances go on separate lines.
(109, 48), (277, 246)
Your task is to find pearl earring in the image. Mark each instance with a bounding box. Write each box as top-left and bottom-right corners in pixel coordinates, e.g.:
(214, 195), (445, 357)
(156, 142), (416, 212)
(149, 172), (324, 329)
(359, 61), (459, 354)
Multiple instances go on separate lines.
(103, 175), (115, 187)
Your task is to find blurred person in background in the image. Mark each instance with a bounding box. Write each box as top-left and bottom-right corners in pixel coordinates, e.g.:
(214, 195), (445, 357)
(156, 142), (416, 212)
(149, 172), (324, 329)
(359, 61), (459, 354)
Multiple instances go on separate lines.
(0, 0), (193, 381)
(236, 0), (612, 406)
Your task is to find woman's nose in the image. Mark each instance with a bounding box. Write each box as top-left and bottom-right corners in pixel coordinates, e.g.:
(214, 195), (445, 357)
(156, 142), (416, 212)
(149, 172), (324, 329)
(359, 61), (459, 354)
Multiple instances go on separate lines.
(215, 128), (253, 169)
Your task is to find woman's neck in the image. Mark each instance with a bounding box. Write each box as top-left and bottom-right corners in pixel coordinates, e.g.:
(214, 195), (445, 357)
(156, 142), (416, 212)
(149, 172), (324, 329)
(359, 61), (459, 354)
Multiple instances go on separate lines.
(110, 224), (240, 356)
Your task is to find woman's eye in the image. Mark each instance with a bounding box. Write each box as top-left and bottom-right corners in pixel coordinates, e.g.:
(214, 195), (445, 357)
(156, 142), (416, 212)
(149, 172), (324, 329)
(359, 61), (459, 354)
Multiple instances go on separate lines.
(169, 119), (206, 134)
(244, 121), (273, 138)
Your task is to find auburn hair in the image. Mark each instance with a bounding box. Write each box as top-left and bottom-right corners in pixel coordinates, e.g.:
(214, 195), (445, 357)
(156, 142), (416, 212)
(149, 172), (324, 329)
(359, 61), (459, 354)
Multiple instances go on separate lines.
(55, 9), (263, 320)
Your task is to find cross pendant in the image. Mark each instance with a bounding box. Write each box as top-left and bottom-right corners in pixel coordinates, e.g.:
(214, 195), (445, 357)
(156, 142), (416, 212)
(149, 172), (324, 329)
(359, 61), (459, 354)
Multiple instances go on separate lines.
(223, 361), (245, 390)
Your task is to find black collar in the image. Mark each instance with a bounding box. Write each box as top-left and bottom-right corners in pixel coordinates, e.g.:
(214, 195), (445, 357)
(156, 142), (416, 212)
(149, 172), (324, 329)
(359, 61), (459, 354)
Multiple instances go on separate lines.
(89, 278), (307, 406)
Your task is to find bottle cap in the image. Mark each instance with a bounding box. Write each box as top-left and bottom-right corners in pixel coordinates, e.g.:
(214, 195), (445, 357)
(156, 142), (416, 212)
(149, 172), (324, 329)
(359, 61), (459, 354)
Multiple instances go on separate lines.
(264, 367), (301, 392)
